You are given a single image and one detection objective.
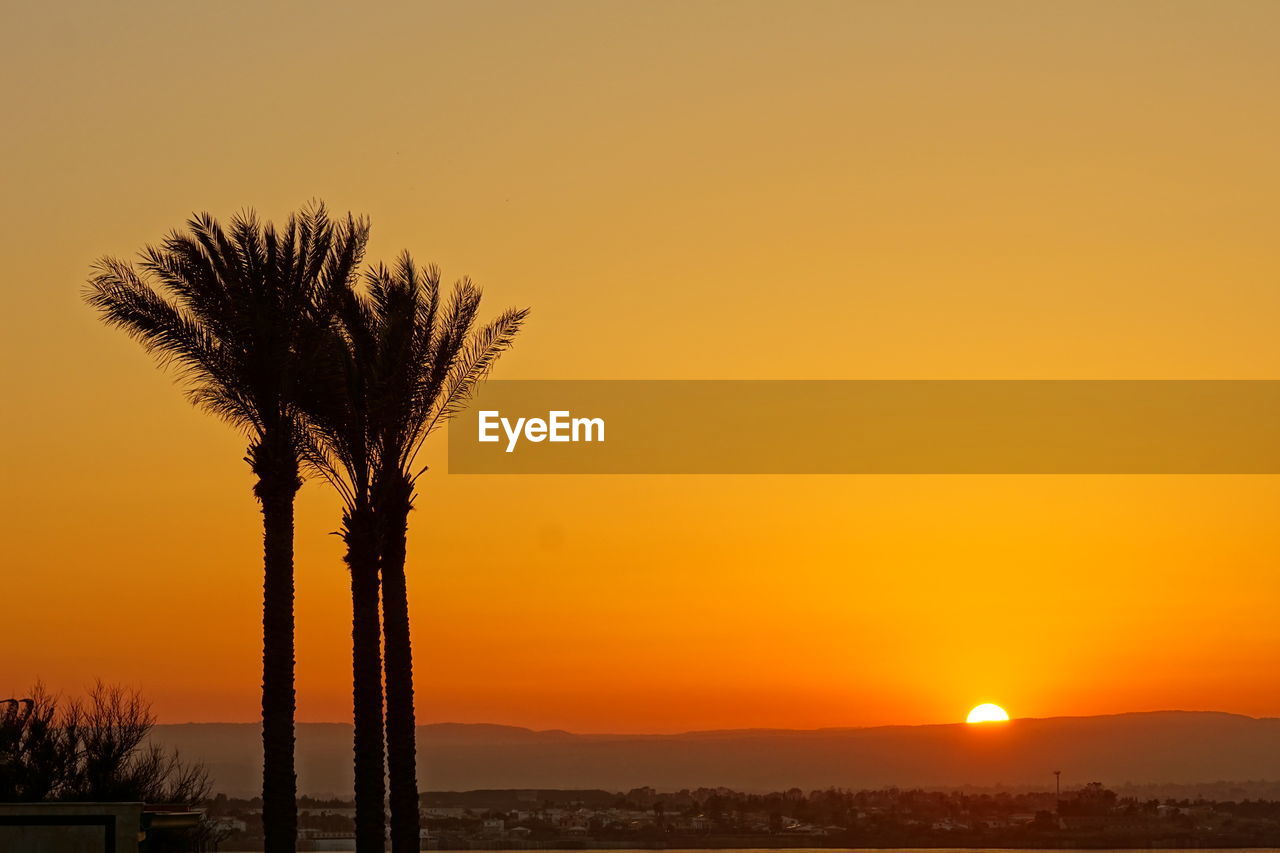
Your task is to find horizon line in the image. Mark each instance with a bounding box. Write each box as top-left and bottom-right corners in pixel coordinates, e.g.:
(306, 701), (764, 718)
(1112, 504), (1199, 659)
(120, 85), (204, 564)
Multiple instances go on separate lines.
(155, 707), (1276, 735)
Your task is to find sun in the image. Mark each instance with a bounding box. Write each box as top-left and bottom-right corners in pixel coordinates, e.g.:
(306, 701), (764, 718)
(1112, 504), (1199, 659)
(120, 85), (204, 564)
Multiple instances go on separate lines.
(966, 703), (1010, 724)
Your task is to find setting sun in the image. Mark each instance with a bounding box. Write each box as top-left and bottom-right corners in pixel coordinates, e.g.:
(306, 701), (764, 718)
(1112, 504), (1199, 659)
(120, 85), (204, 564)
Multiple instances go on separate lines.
(966, 703), (1010, 724)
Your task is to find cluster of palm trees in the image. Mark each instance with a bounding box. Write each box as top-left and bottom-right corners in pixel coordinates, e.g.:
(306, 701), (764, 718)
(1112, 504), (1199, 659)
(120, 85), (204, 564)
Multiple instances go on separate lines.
(85, 203), (528, 853)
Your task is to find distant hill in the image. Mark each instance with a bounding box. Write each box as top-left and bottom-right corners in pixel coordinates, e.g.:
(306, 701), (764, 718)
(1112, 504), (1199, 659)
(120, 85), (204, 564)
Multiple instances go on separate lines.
(150, 711), (1280, 798)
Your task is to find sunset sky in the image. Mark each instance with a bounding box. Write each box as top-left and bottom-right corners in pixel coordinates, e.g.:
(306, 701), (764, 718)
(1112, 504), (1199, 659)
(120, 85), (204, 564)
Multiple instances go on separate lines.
(2, 0), (1278, 732)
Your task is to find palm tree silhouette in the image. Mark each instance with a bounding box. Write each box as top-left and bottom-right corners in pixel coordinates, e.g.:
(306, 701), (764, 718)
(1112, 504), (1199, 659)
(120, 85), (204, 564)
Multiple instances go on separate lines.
(308, 254), (526, 851)
(303, 274), (388, 850)
(85, 205), (367, 853)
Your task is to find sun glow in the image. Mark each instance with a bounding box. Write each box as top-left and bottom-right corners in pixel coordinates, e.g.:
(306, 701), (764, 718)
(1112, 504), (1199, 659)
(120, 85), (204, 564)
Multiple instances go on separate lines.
(966, 703), (1010, 724)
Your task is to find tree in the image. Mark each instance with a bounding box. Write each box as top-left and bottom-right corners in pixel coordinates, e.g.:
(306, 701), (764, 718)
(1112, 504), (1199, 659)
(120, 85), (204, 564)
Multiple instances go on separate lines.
(0, 686), (76, 802)
(303, 268), (387, 852)
(85, 205), (367, 852)
(308, 254), (527, 851)
(0, 683), (209, 805)
(1059, 782), (1118, 817)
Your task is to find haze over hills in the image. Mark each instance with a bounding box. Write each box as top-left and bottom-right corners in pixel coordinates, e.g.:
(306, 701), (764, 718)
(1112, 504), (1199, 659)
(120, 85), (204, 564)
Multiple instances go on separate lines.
(150, 711), (1280, 799)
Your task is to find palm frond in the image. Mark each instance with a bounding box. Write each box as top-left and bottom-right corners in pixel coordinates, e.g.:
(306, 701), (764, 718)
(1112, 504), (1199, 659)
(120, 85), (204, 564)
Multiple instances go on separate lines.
(412, 306), (529, 464)
(85, 203), (373, 483)
(86, 258), (259, 431)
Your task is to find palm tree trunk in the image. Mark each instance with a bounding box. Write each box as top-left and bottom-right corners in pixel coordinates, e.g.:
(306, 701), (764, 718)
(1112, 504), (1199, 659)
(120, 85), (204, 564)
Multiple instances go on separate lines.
(346, 505), (387, 852)
(256, 463), (300, 853)
(380, 482), (420, 852)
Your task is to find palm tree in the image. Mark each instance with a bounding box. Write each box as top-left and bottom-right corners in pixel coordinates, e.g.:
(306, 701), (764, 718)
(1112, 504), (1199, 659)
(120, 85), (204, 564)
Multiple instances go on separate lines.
(303, 279), (387, 851)
(308, 254), (527, 852)
(85, 205), (367, 853)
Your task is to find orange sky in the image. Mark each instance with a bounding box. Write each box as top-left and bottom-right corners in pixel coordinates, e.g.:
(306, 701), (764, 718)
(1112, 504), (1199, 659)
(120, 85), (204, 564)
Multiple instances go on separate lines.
(2, 0), (1278, 732)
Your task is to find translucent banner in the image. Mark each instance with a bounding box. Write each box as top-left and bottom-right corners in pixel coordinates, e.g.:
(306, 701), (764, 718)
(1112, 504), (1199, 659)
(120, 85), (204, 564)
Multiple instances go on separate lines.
(447, 380), (1280, 474)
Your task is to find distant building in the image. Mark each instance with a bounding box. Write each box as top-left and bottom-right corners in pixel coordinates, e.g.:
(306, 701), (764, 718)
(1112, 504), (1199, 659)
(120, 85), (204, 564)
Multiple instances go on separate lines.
(424, 806), (467, 818)
(211, 815), (248, 833)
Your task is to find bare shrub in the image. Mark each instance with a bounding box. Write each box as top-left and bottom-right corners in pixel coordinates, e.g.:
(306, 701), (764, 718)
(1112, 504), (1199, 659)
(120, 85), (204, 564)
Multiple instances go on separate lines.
(0, 682), (209, 806)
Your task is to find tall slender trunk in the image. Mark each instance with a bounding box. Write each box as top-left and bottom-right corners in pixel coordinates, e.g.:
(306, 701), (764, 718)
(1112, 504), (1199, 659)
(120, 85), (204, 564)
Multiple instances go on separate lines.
(380, 477), (420, 852)
(254, 448), (301, 853)
(346, 504), (387, 852)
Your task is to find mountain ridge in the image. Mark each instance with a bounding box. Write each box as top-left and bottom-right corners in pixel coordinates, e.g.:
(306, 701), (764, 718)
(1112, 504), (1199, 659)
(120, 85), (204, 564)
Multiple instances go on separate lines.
(149, 711), (1280, 798)
(156, 708), (1274, 738)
